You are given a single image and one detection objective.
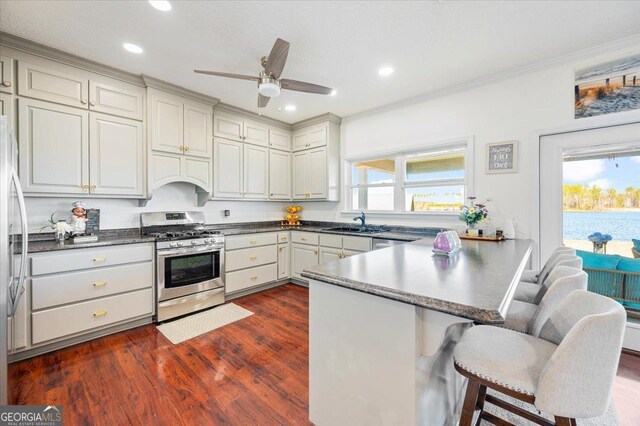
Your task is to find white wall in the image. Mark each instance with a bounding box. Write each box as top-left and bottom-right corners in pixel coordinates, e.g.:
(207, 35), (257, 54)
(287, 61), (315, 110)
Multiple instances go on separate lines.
(26, 183), (287, 233)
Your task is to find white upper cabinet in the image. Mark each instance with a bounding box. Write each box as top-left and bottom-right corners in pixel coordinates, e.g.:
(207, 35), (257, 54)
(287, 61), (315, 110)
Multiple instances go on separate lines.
(89, 80), (144, 120)
(89, 113), (144, 196)
(183, 101), (213, 158)
(292, 147), (327, 199)
(0, 93), (14, 130)
(269, 150), (291, 199)
(0, 55), (14, 94)
(243, 119), (269, 147)
(213, 113), (243, 142)
(269, 128), (292, 151)
(19, 98), (89, 194)
(292, 123), (327, 152)
(214, 138), (243, 198)
(292, 151), (308, 199)
(243, 144), (269, 199)
(18, 61), (89, 108)
(149, 90), (184, 155)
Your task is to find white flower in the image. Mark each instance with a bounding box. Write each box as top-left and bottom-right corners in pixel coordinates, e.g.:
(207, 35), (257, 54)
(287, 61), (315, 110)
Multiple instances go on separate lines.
(53, 222), (73, 233)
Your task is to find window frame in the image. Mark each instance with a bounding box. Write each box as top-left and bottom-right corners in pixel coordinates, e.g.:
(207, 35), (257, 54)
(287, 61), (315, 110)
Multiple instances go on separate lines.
(342, 136), (475, 216)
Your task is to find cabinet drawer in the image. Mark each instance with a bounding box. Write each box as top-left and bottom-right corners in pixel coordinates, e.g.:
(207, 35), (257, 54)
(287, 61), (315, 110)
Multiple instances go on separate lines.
(225, 263), (277, 294)
(89, 80), (144, 120)
(278, 232), (290, 243)
(225, 232), (277, 250)
(319, 234), (342, 248)
(343, 236), (372, 252)
(226, 245), (277, 272)
(30, 243), (154, 276)
(32, 262), (153, 310)
(32, 288), (153, 345)
(292, 231), (319, 245)
(18, 61), (88, 108)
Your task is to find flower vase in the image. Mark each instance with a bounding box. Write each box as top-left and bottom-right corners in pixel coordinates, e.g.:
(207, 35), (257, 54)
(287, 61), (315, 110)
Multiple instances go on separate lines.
(467, 224), (479, 237)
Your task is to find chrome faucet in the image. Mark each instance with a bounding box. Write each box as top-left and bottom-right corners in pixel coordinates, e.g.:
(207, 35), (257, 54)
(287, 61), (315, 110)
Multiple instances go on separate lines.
(353, 212), (366, 229)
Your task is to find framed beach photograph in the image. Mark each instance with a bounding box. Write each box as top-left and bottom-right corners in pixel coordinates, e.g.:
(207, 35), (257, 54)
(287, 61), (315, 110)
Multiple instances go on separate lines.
(574, 54), (640, 119)
(486, 140), (518, 174)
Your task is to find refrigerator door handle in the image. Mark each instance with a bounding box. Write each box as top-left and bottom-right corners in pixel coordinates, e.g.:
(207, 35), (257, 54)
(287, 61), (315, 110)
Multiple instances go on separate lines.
(10, 169), (27, 315)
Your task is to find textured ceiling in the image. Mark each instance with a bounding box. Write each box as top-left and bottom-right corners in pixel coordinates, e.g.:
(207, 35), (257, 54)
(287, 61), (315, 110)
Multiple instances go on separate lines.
(1, 1), (640, 123)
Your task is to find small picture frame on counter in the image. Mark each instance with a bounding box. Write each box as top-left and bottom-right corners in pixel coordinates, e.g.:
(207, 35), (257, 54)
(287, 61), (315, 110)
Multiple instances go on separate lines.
(85, 209), (101, 234)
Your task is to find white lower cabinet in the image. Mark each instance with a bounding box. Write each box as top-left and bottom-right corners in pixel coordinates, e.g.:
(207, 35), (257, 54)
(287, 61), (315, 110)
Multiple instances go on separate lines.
(278, 242), (291, 280)
(319, 247), (342, 264)
(292, 243), (319, 280)
(224, 233), (278, 295)
(225, 264), (277, 294)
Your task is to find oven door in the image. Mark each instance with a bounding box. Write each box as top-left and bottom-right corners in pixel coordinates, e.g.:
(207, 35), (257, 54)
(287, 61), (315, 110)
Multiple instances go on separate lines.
(157, 246), (224, 302)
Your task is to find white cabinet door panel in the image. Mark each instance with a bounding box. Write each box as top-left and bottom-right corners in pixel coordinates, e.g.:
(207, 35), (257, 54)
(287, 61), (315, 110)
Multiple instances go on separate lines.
(18, 61), (88, 108)
(308, 125), (327, 149)
(213, 113), (243, 142)
(184, 102), (212, 158)
(225, 263), (277, 294)
(0, 55), (14, 94)
(244, 119), (269, 147)
(308, 147), (327, 198)
(0, 93), (15, 131)
(269, 149), (291, 199)
(269, 128), (291, 151)
(277, 243), (290, 280)
(243, 144), (268, 199)
(19, 98), (89, 194)
(89, 80), (144, 120)
(292, 150), (308, 199)
(149, 90), (183, 154)
(319, 247), (341, 264)
(214, 138), (243, 198)
(89, 113), (144, 196)
(151, 153), (181, 189)
(292, 243), (319, 280)
(184, 157), (211, 191)
(292, 131), (309, 152)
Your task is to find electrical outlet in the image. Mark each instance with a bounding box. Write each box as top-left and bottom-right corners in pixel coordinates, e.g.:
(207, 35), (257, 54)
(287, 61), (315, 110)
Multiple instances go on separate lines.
(224, 210), (231, 217)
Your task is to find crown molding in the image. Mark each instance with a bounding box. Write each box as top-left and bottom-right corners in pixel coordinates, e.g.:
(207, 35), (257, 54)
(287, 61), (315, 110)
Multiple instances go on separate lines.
(291, 113), (342, 130)
(344, 34), (640, 123)
(142, 75), (220, 106)
(0, 31), (145, 86)
(214, 102), (291, 130)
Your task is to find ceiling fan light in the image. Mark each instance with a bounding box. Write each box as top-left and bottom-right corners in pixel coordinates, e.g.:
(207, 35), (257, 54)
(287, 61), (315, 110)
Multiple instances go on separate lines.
(258, 82), (281, 97)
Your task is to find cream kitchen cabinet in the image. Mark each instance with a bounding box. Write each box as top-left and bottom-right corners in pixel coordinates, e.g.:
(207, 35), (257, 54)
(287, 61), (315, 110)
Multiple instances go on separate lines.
(1, 55), (14, 94)
(269, 128), (292, 151)
(224, 232), (279, 295)
(292, 243), (319, 280)
(150, 152), (210, 192)
(149, 88), (212, 158)
(277, 232), (291, 280)
(89, 80), (144, 121)
(19, 98), (145, 197)
(269, 149), (291, 199)
(213, 138), (268, 199)
(213, 112), (269, 147)
(319, 247), (342, 264)
(0, 93), (15, 130)
(18, 60), (89, 108)
(292, 123), (326, 152)
(292, 147), (327, 199)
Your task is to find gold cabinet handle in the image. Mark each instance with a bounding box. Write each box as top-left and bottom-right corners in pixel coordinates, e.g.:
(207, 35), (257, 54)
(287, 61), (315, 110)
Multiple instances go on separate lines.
(301, 237), (307, 241)
(81, 184), (89, 191)
(184, 146), (190, 152)
(92, 257), (107, 262)
(93, 281), (107, 287)
(178, 145), (184, 152)
(250, 256), (258, 261)
(81, 99), (87, 105)
(250, 240), (257, 244)
(270, 193), (274, 196)
(250, 275), (258, 280)
(2, 80), (11, 87)
(90, 184), (96, 191)
(313, 250), (318, 255)
(93, 310), (107, 317)
(89, 101), (96, 107)
(279, 247), (285, 252)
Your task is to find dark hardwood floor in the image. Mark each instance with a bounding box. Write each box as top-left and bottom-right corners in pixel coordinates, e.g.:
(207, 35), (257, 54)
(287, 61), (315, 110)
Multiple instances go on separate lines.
(9, 284), (640, 425)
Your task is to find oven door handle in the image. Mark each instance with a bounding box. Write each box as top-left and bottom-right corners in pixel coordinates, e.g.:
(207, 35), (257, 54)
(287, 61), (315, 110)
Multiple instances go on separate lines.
(158, 246), (223, 257)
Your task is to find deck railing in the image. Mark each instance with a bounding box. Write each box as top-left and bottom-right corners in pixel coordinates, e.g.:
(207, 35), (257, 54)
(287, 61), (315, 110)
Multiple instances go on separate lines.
(583, 266), (640, 319)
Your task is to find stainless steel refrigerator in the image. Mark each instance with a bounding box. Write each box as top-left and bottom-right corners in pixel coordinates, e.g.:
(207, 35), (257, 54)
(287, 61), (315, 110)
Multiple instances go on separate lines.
(0, 115), (28, 404)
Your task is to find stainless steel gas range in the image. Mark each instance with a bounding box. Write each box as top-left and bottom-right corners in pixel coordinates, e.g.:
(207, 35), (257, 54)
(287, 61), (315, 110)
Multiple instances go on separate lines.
(141, 211), (225, 322)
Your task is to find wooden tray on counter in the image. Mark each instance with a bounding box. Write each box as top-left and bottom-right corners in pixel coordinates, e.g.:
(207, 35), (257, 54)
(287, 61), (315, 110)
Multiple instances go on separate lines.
(459, 234), (506, 242)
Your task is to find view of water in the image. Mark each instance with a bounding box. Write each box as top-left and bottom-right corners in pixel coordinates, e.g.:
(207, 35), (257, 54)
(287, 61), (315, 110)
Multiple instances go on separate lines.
(563, 211), (640, 241)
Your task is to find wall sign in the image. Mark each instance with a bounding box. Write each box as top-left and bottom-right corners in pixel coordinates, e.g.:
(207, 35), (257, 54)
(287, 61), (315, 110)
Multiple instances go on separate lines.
(486, 141), (518, 174)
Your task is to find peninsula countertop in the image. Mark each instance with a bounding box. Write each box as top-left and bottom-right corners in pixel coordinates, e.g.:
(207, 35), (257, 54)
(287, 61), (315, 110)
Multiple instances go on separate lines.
(302, 238), (533, 324)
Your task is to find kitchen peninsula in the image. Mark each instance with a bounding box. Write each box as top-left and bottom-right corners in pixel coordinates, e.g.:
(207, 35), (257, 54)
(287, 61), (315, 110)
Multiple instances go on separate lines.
(303, 238), (532, 426)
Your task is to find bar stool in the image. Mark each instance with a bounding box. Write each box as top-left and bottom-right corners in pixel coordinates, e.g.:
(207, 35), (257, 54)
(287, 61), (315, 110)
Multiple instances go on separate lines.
(514, 255), (583, 303)
(521, 247), (576, 283)
(453, 291), (625, 426)
(500, 266), (587, 334)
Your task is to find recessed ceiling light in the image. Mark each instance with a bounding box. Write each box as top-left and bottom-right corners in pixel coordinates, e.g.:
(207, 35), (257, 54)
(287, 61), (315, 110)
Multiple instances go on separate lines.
(149, 0), (172, 11)
(284, 105), (297, 111)
(330, 90), (337, 96)
(123, 43), (143, 54)
(378, 67), (394, 76)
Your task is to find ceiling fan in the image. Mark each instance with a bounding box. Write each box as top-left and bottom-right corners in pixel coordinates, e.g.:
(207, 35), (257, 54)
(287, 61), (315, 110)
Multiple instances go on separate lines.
(195, 38), (334, 108)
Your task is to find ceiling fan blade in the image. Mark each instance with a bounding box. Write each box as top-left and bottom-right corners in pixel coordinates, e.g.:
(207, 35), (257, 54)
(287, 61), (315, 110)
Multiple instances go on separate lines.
(265, 38), (290, 79)
(280, 79), (334, 95)
(258, 94), (270, 108)
(194, 70), (259, 81)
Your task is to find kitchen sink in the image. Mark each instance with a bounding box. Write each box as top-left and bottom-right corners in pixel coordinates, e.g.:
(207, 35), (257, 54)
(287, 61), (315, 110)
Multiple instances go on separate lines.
(323, 227), (386, 234)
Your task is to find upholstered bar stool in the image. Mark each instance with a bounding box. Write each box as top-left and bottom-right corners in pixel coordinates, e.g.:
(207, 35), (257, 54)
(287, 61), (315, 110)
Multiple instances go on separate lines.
(453, 291), (626, 426)
(514, 255), (583, 303)
(521, 247), (576, 283)
(501, 266), (587, 334)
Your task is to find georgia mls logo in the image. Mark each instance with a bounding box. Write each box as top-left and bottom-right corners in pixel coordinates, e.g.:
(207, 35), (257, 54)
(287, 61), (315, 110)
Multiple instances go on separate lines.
(0, 405), (62, 425)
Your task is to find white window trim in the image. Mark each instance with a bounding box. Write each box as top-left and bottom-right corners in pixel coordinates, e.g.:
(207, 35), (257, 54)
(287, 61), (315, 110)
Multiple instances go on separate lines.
(342, 136), (475, 217)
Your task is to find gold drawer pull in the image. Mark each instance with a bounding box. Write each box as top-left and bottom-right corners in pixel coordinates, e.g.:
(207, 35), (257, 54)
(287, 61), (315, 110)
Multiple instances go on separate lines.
(279, 247), (285, 252)
(301, 237), (307, 241)
(93, 310), (107, 317)
(250, 240), (257, 244)
(93, 281), (107, 287)
(250, 276), (258, 280)
(92, 257), (107, 262)
(250, 256), (258, 261)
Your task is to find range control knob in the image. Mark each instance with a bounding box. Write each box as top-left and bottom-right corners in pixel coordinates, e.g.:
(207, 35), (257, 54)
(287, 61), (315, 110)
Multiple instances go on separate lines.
(169, 242), (178, 248)
(204, 238), (212, 244)
(191, 240), (198, 245)
(177, 242), (184, 247)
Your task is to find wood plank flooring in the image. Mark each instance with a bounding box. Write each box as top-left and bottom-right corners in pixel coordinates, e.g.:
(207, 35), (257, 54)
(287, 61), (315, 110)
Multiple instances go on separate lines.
(9, 284), (640, 425)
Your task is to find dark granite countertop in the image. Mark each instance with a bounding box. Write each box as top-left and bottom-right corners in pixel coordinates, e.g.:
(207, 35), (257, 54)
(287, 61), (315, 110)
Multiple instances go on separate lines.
(19, 229), (156, 254)
(302, 238), (533, 324)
